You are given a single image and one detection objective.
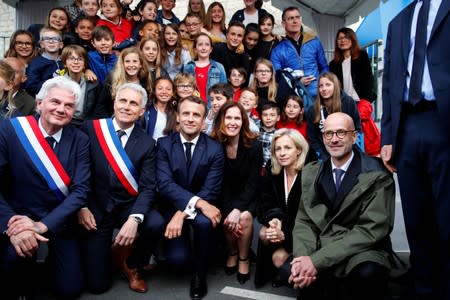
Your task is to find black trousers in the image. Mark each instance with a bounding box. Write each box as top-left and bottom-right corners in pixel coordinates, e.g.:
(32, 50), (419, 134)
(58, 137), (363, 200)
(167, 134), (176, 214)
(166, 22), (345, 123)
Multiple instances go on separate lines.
(297, 261), (389, 300)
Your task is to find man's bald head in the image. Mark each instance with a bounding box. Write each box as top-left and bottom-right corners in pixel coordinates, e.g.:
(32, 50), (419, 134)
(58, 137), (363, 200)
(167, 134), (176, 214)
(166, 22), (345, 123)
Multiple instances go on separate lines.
(323, 112), (357, 166)
(323, 112), (355, 131)
(4, 57), (27, 90)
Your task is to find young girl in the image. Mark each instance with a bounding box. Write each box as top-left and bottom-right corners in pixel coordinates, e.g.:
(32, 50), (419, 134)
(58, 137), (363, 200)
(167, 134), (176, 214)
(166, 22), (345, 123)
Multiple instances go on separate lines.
(95, 47), (151, 118)
(160, 24), (191, 80)
(276, 95), (307, 139)
(250, 58), (277, 115)
(0, 61), (16, 119)
(60, 44), (99, 126)
(74, 16), (96, 52)
(188, 0), (206, 23)
(182, 33), (227, 108)
(132, 0), (158, 41)
(139, 37), (168, 82)
(142, 76), (177, 141)
(230, 0), (267, 26)
(5, 30), (37, 66)
(244, 23), (260, 72)
(257, 13), (278, 59)
(204, 2), (227, 44)
(97, 0), (133, 47)
(173, 73), (199, 100)
(229, 67), (247, 102)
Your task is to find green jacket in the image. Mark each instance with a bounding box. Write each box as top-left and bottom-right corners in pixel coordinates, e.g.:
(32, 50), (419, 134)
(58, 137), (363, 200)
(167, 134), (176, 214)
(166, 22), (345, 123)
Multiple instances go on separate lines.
(292, 151), (395, 277)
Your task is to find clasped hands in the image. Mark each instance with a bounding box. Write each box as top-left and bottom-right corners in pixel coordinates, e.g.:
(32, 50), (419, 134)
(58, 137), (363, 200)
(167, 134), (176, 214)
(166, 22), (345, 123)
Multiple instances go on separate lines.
(6, 215), (49, 258)
(224, 208), (243, 238)
(289, 256), (318, 289)
(265, 218), (284, 243)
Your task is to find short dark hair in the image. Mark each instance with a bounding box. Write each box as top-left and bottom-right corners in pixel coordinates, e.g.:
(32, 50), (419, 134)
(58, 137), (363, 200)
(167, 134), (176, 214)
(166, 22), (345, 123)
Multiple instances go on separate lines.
(261, 102), (280, 114)
(227, 20), (245, 31)
(208, 83), (233, 100)
(91, 25), (115, 42)
(282, 6), (301, 21)
(178, 95), (207, 118)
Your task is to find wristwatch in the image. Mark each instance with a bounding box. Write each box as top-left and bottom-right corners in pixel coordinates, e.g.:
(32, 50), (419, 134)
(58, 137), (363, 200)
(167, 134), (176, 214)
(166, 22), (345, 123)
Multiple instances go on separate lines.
(130, 216), (143, 224)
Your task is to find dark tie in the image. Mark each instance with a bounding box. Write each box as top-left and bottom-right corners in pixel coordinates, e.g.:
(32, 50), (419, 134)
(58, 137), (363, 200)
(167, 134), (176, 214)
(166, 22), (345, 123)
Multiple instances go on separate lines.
(116, 130), (126, 146)
(45, 136), (56, 149)
(408, 0), (430, 105)
(184, 142), (193, 165)
(334, 168), (345, 192)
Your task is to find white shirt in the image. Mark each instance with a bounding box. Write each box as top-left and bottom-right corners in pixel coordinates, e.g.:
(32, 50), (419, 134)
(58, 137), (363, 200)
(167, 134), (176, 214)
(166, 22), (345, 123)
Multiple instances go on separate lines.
(180, 133), (201, 219)
(342, 57), (360, 101)
(331, 151), (354, 184)
(38, 117), (63, 144)
(283, 170), (298, 205)
(152, 107), (167, 141)
(112, 118), (134, 147)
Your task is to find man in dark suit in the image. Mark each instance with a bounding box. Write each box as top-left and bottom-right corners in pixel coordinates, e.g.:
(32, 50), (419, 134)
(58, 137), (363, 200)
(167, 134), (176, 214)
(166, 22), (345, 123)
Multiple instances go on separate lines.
(0, 76), (90, 299)
(290, 113), (395, 300)
(380, 1), (450, 299)
(78, 83), (164, 294)
(156, 96), (224, 300)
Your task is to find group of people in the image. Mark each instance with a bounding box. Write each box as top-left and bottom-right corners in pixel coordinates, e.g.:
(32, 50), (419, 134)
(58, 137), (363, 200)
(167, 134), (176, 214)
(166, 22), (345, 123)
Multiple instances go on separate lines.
(0, 0), (449, 300)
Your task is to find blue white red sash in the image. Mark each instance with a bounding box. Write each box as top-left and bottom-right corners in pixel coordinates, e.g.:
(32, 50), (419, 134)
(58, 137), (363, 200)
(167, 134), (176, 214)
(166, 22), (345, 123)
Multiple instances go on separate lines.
(10, 116), (71, 200)
(93, 118), (139, 197)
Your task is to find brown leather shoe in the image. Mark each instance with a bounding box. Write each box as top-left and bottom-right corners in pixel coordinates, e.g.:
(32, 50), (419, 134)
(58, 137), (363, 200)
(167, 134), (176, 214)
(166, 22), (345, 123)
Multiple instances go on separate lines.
(122, 264), (148, 293)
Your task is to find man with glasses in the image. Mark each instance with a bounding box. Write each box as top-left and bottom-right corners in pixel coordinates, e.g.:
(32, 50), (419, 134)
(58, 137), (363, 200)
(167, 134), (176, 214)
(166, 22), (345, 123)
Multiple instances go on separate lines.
(182, 12), (204, 58)
(24, 27), (64, 97)
(270, 6), (328, 97)
(289, 112), (395, 300)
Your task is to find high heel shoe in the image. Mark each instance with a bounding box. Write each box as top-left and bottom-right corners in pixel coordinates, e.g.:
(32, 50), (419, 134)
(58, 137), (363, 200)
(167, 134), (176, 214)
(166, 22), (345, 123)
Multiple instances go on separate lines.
(224, 252), (238, 275)
(237, 257), (250, 284)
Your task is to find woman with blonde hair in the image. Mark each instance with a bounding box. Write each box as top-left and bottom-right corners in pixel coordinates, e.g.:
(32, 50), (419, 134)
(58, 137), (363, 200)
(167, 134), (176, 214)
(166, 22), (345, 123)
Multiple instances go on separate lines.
(204, 2), (227, 43)
(256, 128), (309, 286)
(188, 0), (206, 23)
(0, 61), (17, 119)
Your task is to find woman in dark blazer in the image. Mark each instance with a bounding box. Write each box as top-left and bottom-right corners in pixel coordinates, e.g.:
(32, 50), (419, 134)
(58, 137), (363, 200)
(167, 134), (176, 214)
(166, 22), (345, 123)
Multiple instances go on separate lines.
(211, 101), (262, 285)
(256, 128), (309, 286)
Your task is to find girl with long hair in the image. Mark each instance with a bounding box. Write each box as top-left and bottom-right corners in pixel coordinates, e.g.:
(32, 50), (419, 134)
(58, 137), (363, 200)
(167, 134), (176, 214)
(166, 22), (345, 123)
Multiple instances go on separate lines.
(4, 30), (38, 66)
(250, 58), (277, 115)
(160, 24), (191, 80)
(203, 2), (227, 43)
(139, 37), (168, 81)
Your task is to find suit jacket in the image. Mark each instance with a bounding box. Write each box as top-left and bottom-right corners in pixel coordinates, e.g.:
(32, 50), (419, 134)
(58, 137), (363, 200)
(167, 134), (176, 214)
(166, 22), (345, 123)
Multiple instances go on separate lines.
(156, 132), (224, 212)
(220, 139), (262, 216)
(381, 0), (450, 154)
(0, 117), (90, 233)
(84, 121), (156, 223)
(12, 89), (35, 116)
(292, 151), (395, 276)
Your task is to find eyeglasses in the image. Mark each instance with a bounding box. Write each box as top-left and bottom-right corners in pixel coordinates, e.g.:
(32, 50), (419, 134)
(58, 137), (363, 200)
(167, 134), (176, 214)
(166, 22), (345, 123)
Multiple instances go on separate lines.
(256, 69), (271, 74)
(67, 56), (84, 62)
(186, 22), (200, 28)
(15, 41), (33, 47)
(284, 15), (301, 23)
(177, 84), (194, 89)
(323, 129), (356, 140)
(337, 36), (350, 41)
(41, 36), (62, 43)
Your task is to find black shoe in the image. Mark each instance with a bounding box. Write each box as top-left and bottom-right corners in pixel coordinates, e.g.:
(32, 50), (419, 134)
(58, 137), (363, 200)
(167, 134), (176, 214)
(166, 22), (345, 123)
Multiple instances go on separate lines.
(190, 274), (207, 300)
(224, 252), (238, 275)
(237, 257), (250, 284)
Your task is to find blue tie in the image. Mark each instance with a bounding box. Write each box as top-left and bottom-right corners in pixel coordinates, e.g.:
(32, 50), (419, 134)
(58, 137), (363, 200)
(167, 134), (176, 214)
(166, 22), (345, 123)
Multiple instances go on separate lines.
(184, 142), (193, 165)
(408, 0), (430, 105)
(334, 168), (345, 192)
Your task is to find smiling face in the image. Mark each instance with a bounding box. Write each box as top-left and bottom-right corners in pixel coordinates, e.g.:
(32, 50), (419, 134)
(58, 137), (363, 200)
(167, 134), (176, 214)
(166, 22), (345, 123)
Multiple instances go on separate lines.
(223, 106), (242, 138)
(141, 40), (158, 64)
(210, 4), (224, 23)
(81, 0), (99, 17)
(101, 0), (121, 22)
(210, 92), (228, 113)
(123, 52), (142, 79)
(176, 81), (195, 98)
(177, 99), (205, 140)
(91, 36), (113, 54)
(140, 2), (157, 21)
(75, 19), (94, 41)
(164, 26), (179, 47)
(114, 88), (145, 128)
(244, 31), (259, 50)
(39, 31), (63, 54)
(48, 9), (69, 31)
(37, 87), (76, 133)
(284, 99), (302, 120)
(14, 34), (34, 58)
(323, 113), (357, 166)
(274, 135), (300, 169)
(261, 107), (279, 129)
(229, 69), (245, 88)
(186, 16), (202, 37)
(195, 34), (212, 60)
(140, 22), (160, 40)
(238, 90), (257, 113)
(226, 25), (245, 50)
(154, 79), (173, 104)
(319, 76), (335, 101)
(190, 0), (202, 13)
(65, 52), (86, 74)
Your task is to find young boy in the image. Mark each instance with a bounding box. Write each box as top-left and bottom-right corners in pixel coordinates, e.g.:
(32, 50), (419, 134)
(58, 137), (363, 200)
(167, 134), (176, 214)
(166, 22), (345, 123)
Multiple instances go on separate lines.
(87, 25), (117, 84)
(229, 67), (247, 102)
(182, 13), (203, 57)
(204, 83), (233, 135)
(259, 102), (280, 170)
(156, 0), (179, 25)
(24, 27), (64, 96)
(138, 20), (160, 41)
(238, 87), (260, 133)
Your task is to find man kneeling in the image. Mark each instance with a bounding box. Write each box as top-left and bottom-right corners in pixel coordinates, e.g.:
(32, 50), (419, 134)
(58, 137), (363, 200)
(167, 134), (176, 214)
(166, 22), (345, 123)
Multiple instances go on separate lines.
(289, 112), (395, 300)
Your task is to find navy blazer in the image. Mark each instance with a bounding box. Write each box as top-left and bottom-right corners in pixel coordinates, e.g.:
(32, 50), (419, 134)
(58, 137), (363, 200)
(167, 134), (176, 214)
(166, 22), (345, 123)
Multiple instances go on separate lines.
(381, 0), (450, 154)
(0, 117), (90, 233)
(84, 121), (156, 223)
(156, 132), (224, 212)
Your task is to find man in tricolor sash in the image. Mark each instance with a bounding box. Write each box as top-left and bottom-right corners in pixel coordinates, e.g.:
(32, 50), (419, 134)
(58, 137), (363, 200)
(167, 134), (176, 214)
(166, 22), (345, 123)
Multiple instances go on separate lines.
(0, 76), (90, 299)
(78, 83), (164, 294)
(156, 96), (224, 300)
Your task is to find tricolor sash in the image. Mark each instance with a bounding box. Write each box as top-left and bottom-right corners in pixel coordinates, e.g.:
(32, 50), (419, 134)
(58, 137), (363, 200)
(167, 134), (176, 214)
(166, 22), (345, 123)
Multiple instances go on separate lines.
(10, 116), (71, 200)
(93, 118), (139, 197)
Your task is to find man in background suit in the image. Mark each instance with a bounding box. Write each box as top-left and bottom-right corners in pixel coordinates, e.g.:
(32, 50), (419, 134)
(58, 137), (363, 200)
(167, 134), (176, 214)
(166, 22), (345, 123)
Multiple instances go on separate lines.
(381, 1), (450, 299)
(0, 76), (90, 299)
(156, 96), (224, 300)
(78, 83), (164, 294)
(290, 112), (395, 300)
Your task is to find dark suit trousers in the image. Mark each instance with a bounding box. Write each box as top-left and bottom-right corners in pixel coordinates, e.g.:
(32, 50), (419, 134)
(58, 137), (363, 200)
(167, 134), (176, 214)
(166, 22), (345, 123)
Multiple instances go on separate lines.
(396, 105), (450, 300)
(81, 207), (164, 294)
(164, 213), (213, 278)
(0, 230), (84, 299)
